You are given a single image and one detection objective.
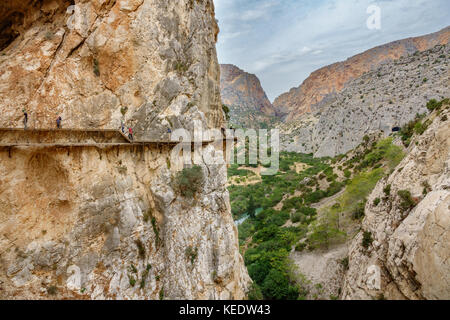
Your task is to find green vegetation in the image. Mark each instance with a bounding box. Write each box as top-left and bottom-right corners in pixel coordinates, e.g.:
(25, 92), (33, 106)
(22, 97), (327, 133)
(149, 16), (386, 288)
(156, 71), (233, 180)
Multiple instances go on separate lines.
(341, 257), (349, 271)
(400, 114), (425, 147)
(426, 98), (449, 111)
(398, 190), (416, 212)
(229, 153), (331, 220)
(229, 135), (406, 300)
(240, 210), (308, 299)
(143, 209), (151, 223)
(362, 231), (373, 249)
(383, 184), (391, 196)
(357, 138), (404, 171)
(129, 275), (136, 287)
(185, 246), (198, 265)
(135, 239), (146, 259)
(295, 242), (307, 252)
(373, 198), (381, 206)
(93, 58), (100, 77)
(351, 200), (366, 220)
(129, 264), (138, 274)
(247, 282), (264, 300)
(306, 211), (345, 250)
(248, 195), (257, 218)
(47, 285), (58, 295)
(174, 61), (188, 73)
(344, 169), (351, 178)
(140, 278), (146, 289)
(261, 269), (300, 300)
(222, 104), (231, 121)
(228, 165), (255, 177)
(400, 98), (449, 147)
(229, 152), (334, 299)
(139, 265), (152, 289)
(174, 165), (204, 198)
(339, 169), (384, 212)
(151, 217), (162, 247)
(422, 181), (431, 196)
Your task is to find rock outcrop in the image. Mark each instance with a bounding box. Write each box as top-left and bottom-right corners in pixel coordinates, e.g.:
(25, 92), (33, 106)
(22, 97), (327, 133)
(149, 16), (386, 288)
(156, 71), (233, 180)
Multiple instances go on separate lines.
(280, 43), (449, 157)
(220, 64), (276, 128)
(0, 0), (250, 300)
(290, 245), (347, 300)
(342, 104), (450, 300)
(0, 0), (224, 139)
(274, 26), (450, 122)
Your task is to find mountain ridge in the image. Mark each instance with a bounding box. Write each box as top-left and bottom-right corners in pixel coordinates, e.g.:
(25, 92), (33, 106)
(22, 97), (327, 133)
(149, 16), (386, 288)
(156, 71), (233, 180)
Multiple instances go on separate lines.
(280, 42), (449, 157)
(220, 64), (277, 128)
(273, 26), (450, 121)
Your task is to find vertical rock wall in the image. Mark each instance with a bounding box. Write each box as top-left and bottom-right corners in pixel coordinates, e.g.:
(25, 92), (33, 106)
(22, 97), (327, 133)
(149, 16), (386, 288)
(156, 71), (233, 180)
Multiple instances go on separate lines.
(0, 0), (250, 300)
(342, 106), (450, 300)
(0, 0), (224, 139)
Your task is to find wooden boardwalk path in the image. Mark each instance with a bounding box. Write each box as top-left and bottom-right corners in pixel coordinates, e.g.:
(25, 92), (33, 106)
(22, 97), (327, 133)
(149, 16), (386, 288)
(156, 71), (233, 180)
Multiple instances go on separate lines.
(0, 128), (234, 149)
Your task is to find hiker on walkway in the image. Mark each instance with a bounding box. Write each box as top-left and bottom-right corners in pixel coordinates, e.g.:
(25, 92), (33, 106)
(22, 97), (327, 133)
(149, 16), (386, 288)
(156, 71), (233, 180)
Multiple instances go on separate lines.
(167, 128), (172, 134)
(56, 116), (62, 129)
(23, 110), (28, 129)
(121, 120), (125, 133)
(128, 127), (133, 141)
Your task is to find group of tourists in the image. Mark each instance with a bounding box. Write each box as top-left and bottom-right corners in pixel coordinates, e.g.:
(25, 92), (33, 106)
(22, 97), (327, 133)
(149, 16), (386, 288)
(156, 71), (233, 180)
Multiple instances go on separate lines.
(20, 110), (207, 142)
(22, 110), (63, 129)
(121, 120), (133, 141)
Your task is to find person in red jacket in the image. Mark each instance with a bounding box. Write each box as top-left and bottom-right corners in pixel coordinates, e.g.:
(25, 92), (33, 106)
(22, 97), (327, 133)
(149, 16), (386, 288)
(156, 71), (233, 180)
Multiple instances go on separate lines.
(128, 127), (133, 141)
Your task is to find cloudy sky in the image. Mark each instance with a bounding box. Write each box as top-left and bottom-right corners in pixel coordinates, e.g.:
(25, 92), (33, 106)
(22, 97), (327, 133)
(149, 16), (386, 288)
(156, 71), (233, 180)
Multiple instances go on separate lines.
(214, 0), (450, 101)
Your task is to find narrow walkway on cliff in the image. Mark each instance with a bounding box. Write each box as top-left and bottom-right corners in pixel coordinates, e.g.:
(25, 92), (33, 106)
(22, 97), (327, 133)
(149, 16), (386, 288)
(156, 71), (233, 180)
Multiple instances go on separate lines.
(0, 128), (234, 149)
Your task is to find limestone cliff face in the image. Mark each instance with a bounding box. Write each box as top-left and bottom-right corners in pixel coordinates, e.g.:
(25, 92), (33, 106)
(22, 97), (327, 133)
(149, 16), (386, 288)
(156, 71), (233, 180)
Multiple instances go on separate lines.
(342, 105), (450, 300)
(280, 43), (449, 157)
(0, 0), (250, 300)
(220, 64), (276, 128)
(0, 0), (224, 138)
(274, 27), (450, 122)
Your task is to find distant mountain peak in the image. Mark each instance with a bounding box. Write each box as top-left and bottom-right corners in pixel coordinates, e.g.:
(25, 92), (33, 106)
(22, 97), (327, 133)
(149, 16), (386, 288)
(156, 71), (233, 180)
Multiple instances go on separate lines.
(273, 26), (450, 122)
(220, 64), (278, 128)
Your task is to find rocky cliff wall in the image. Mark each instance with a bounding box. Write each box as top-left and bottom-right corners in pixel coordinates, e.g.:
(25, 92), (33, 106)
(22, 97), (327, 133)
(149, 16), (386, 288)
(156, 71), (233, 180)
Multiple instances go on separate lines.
(280, 43), (449, 157)
(0, 145), (250, 299)
(342, 104), (450, 300)
(220, 64), (276, 128)
(0, 0), (250, 300)
(0, 0), (224, 139)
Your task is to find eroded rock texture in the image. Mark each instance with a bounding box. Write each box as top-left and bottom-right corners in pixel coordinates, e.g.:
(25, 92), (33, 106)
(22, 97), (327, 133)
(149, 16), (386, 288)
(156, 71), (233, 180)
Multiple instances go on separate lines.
(342, 106), (450, 300)
(0, 0), (224, 139)
(220, 64), (276, 128)
(0, 0), (250, 300)
(280, 43), (449, 157)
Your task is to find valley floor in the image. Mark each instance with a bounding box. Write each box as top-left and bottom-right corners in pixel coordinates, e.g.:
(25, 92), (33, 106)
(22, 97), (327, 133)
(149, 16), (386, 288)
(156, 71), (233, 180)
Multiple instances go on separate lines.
(227, 98), (449, 300)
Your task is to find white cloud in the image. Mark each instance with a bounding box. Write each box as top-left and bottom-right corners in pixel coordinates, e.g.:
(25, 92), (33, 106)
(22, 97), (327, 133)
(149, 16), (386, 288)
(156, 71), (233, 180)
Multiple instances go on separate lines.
(215, 0), (450, 101)
(299, 46), (312, 54)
